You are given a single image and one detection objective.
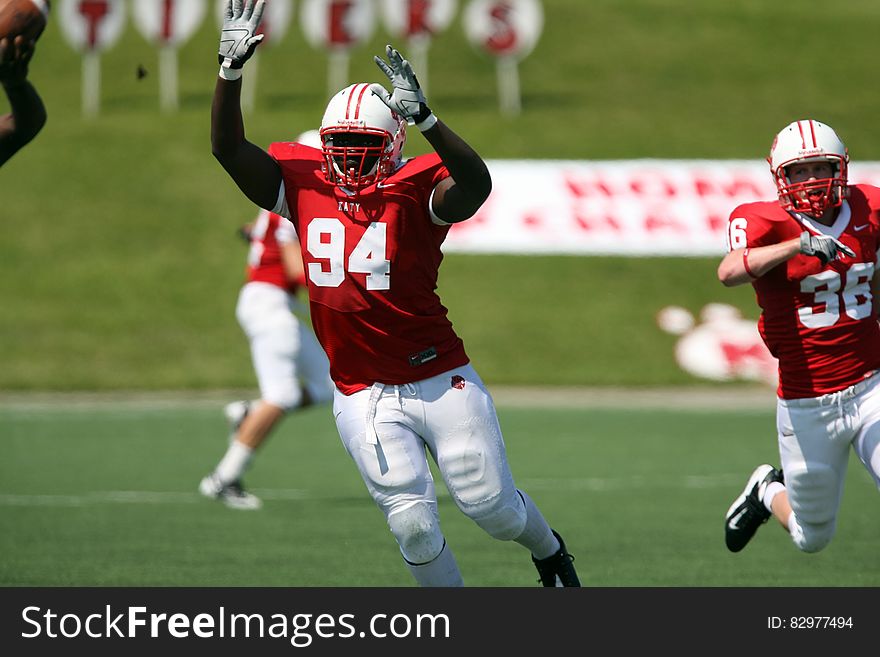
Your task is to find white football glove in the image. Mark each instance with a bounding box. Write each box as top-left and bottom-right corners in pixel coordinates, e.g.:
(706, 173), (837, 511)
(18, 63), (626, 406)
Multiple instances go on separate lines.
(370, 45), (436, 131)
(799, 230), (856, 265)
(218, 0), (265, 72)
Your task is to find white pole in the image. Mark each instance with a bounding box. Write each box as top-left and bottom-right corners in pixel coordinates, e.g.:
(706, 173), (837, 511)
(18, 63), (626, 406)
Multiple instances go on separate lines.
(496, 55), (521, 116)
(328, 50), (349, 99)
(241, 52), (258, 114)
(159, 45), (178, 112)
(408, 35), (430, 97)
(82, 51), (101, 118)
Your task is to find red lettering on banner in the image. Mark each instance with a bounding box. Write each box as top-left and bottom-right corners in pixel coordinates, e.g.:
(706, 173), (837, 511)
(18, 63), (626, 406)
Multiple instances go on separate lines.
(630, 176), (677, 197)
(573, 211), (621, 233)
(566, 173), (679, 198)
(705, 213), (727, 233)
(694, 177), (719, 198)
(564, 175), (613, 198)
(78, 0), (109, 48)
(693, 176), (766, 198)
(523, 213), (544, 228)
(329, 0), (354, 46)
(644, 211), (688, 234)
(407, 0), (431, 36)
(487, 3), (517, 53)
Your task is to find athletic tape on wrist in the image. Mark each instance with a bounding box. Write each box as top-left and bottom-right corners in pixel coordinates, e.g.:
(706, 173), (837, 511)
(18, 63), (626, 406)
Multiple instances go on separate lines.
(416, 113), (438, 132)
(219, 65), (243, 81)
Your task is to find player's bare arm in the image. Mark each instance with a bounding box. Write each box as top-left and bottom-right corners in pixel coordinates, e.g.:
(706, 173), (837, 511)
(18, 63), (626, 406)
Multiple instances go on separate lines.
(370, 44), (491, 223)
(717, 240), (800, 287)
(0, 35), (46, 166)
(211, 77), (280, 210)
(211, 0), (281, 211)
(421, 120), (492, 223)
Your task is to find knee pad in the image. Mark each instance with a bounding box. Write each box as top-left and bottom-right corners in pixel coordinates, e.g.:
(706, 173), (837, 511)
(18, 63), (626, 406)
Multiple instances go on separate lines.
(469, 495), (527, 541)
(387, 502), (444, 565)
(788, 465), (839, 524)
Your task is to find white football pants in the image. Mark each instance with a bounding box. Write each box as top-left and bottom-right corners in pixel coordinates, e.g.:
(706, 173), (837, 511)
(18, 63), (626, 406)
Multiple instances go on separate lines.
(236, 282), (334, 410)
(332, 364), (527, 565)
(776, 372), (880, 552)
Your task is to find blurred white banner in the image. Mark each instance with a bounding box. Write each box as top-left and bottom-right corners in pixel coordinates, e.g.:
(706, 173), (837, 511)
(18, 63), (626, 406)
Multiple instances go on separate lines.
(444, 159), (880, 256)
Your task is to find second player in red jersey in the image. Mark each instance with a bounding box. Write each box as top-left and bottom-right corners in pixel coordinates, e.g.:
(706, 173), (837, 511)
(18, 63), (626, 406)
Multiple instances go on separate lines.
(728, 184), (880, 399)
(718, 119), (880, 557)
(199, 204), (334, 510)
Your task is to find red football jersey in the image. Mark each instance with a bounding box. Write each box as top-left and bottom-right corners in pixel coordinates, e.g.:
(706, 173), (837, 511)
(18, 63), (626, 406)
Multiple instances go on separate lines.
(268, 142), (469, 394)
(726, 184), (880, 398)
(245, 209), (303, 294)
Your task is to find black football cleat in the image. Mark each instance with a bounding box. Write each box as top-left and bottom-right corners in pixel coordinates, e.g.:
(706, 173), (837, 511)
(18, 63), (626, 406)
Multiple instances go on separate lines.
(532, 530), (581, 587)
(725, 464), (784, 552)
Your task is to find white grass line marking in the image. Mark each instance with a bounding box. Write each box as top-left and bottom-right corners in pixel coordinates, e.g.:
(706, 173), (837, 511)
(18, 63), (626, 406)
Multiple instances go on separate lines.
(520, 473), (743, 492)
(0, 489), (312, 507)
(0, 386), (777, 412)
(0, 476), (742, 507)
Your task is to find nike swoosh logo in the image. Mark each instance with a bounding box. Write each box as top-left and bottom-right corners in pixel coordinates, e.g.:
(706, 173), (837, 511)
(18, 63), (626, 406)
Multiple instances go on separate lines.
(377, 182), (396, 189)
(727, 507), (747, 529)
(854, 224), (869, 231)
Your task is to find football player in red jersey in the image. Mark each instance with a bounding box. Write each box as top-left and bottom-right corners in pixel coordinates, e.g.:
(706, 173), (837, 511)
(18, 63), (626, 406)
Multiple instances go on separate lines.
(199, 203), (334, 511)
(0, 35), (46, 167)
(718, 119), (880, 554)
(210, 0), (579, 586)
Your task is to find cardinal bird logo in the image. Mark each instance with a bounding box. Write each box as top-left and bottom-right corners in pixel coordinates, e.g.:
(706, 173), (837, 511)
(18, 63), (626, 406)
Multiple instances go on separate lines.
(451, 375), (466, 390)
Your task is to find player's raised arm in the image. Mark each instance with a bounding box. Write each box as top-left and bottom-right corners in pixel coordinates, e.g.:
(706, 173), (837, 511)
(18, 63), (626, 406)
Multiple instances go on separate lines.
(718, 232), (854, 287)
(0, 36), (47, 167)
(370, 45), (491, 223)
(211, 0), (281, 211)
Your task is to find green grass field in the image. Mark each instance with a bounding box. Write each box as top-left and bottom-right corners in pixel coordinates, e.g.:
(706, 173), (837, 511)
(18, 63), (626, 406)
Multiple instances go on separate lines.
(2, 397), (877, 587)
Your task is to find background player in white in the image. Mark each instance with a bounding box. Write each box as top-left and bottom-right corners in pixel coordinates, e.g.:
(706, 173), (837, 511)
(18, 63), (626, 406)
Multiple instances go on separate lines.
(200, 201), (334, 510)
(209, 0), (580, 586)
(718, 119), (880, 553)
(0, 35), (46, 167)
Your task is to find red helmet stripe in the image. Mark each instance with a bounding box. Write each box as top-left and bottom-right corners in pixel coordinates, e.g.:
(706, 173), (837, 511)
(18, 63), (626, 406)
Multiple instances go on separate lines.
(795, 120), (820, 149)
(796, 120), (807, 148)
(345, 86), (357, 119)
(344, 83), (370, 119)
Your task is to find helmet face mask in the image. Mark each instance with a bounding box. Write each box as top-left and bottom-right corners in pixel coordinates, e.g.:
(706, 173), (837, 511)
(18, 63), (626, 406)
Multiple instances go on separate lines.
(322, 131), (387, 189)
(319, 84), (406, 192)
(768, 120), (849, 218)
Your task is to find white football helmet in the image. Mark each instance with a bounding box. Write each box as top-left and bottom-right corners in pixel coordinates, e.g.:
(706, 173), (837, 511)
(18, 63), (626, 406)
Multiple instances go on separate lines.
(767, 119), (849, 217)
(319, 83), (406, 191)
